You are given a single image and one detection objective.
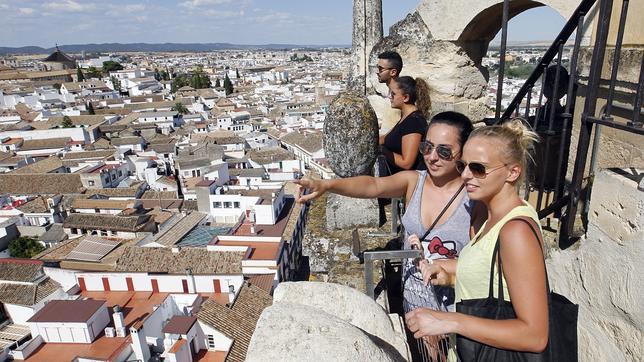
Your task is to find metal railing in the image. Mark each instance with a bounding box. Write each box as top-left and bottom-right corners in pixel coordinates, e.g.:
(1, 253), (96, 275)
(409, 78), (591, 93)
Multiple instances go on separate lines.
(493, 0), (643, 248)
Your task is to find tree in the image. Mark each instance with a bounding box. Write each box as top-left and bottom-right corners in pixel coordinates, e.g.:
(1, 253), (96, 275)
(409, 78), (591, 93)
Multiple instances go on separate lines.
(190, 67), (211, 89)
(102, 60), (124, 74)
(215, 78), (221, 88)
(9, 237), (45, 258)
(154, 68), (161, 81)
(87, 66), (102, 79)
(236, 68), (240, 78)
(62, 115), (73, 128)
(171, 74), (189, 93)
(110, 76), (121, 93)
(77, 67), (85, 82)
(87, 102), (95, 115)
(53, 83), (62, 91)
(160, 69), (169, 81)
(172, 102), (189, 114)
(223, 73), (234, 95)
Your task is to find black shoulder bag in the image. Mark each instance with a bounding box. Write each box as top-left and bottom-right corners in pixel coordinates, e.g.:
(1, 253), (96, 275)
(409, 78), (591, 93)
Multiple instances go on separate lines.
(455, 218), (578, 362)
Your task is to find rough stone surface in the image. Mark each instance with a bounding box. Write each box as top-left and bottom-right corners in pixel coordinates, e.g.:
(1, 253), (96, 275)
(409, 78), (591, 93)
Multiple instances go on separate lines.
(325, 193), (379, 230)
(324, 91), (379, 177)
(246, 302), (406, 362)
(367, 11), (489, 129)
(547, 169), (644, 362)
(273, 281), (408, 357)
(349, 0), (383, 95)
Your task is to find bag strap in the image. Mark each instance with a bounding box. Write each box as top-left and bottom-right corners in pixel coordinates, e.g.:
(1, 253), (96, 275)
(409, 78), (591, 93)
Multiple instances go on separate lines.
(488, 217), (550, 305)
(420, 183), (466, 241)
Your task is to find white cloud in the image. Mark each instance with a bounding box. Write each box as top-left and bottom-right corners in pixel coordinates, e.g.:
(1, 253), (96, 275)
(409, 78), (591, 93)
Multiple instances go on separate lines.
(203, 9), (243, 18)
(18, 7), (34, 15)
(42, 0), (96, 13)
(179, 0), (233, 9)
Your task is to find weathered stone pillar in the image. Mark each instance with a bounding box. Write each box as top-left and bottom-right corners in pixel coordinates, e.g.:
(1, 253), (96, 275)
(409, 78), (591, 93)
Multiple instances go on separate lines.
(349, 0), (383, 94)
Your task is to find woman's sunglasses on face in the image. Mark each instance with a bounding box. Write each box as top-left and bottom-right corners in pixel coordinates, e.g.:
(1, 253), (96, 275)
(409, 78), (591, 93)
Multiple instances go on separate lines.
(419, 141), (457, 161)
(455, 160), (507, 179)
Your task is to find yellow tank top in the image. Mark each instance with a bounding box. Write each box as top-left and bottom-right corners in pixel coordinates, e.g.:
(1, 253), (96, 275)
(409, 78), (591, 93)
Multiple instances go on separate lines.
(455, 202), (541, 303)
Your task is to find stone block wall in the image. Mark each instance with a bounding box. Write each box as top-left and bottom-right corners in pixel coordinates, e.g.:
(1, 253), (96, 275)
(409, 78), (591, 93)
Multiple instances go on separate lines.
(547, 168), (643, 361)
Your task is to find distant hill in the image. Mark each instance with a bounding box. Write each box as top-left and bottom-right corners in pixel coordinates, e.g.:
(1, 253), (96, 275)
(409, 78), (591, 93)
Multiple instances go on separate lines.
(0, 43), (349, 55)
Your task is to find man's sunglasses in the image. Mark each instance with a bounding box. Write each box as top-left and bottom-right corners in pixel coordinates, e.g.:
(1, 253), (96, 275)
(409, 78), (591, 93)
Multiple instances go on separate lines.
(455, 160), (507, 179)
(376, 66), (393, 73)
(419, 141), (457, 161)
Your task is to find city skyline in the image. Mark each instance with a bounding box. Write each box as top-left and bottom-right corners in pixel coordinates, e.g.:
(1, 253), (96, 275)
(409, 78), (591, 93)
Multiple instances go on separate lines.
(1, 0), (566, 48)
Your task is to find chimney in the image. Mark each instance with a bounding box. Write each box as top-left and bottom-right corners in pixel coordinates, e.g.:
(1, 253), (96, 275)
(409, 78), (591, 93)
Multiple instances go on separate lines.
(130, 322), (151, 362)
(113, 305), (127, 337)
(228, 284), (236, 303)
(185, 268), (196, 294)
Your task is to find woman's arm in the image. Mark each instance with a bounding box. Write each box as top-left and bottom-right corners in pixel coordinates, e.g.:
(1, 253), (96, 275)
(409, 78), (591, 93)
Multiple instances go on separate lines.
(294, 171), (418, 203)
(406, 219), (549, 353)
(392, 133), (422, 170)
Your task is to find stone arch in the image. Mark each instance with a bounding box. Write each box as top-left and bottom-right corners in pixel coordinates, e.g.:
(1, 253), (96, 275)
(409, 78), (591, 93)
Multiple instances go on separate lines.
(457, 1), (571, 64)
(418, 0), (575, 41)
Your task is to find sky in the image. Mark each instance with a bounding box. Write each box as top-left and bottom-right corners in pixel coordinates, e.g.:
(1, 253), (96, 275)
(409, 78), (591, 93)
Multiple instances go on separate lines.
(0, 0), (566, 48)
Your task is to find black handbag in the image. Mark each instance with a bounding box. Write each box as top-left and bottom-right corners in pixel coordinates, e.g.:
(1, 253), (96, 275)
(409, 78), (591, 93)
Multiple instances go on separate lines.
(455, 218), (578, 362)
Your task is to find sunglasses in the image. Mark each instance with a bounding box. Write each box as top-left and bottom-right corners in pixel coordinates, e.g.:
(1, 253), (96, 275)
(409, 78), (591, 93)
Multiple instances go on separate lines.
(376, 66), (393, 73)
(455, 160), (507, 179)
(419, 141), (457, 161)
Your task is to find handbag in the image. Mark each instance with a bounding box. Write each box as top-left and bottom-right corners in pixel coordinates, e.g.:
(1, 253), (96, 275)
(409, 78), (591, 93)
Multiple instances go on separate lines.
(455, 218), (578, 362)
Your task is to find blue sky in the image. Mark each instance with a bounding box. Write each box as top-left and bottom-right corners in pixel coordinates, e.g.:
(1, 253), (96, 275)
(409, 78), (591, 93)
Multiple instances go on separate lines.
(0, 0), (566, 47)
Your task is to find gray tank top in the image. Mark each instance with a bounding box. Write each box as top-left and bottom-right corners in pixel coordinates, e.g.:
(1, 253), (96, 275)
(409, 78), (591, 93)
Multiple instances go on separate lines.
(400, 170), (474, 312)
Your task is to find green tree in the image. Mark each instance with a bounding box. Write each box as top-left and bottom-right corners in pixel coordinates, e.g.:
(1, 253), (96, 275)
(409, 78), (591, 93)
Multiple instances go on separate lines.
(9, 237), (45, 258)
(110, 76), (121, 93)
(160, 69), (169, 81)
(62, 115), (73, 128)
(102, 60), (124, 74)
(87, 66), (102, 79)
(171, 102), (189, 114)
(236, 68), (240, 78)
(190, 67), (211, 89)
(87, 102), (95, 115)
(171, 74), (189, 93)
(53, 83), (62, 91)
(215, 78), (221, 88)
(223, 73), (234, 95)
(77, 67), (85, 81)
(154, 68), (161, 81)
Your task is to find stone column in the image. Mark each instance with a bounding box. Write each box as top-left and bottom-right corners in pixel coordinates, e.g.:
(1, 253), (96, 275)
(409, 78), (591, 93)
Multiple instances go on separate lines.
(350, 0), (383, 94)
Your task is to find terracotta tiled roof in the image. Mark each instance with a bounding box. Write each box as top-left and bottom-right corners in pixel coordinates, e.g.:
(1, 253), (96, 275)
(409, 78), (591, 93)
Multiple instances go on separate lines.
(0, 278), (61, 306)
(11, 155), (64, 174)
(0, 173), (85, 194)
(16, 196), (51, 214)
(280, 131), (322, 154)
(62, 150), (116, 160)
(0, 259), (43, 282)
(162, 315), (197, 334)
(198, 282), (272, 362)
(63, 213), (152, 232)
(71, 198), (137, 210)
(19, 137), (71, 151)
(114, 247), (245, 274)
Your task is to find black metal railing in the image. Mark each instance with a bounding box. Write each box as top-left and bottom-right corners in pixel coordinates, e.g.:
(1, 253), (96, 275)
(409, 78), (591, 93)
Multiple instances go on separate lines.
(494, 0), (642, 248)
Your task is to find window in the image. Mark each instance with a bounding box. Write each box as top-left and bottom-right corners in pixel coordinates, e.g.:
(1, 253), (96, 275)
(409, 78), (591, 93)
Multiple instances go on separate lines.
(111, 174), (116, 180)
(224, 202), (232, 208)
(118, 170), (122, 177)
(213, 201), (222, 208)
(233, 202), (240, 208)
(71, 228), (78, 234)
(207, 335), (215, 349)
(88, 180), (95, 186)
(100, 230), (108, 236)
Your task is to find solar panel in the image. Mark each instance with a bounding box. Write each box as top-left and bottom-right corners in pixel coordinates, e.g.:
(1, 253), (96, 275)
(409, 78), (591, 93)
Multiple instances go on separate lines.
(66, 236), (120, 262)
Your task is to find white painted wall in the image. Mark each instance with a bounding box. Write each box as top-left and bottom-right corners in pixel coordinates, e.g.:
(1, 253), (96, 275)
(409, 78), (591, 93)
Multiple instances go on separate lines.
(4, 304), (34, 325)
